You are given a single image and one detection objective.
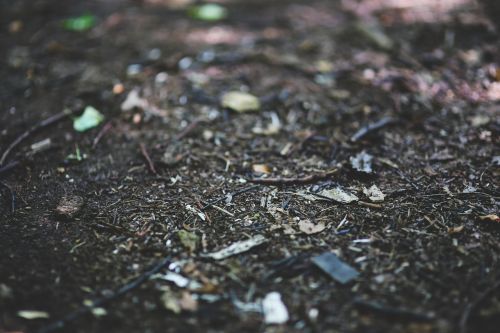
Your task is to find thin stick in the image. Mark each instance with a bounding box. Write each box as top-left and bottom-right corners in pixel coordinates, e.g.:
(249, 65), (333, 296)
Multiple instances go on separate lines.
(350, 117), (396, 142)
(0, 181), (15, 213)
(201, 185), (260, 211)
(459, 279), (500, 333)
(92, 121), (113, 148)
(0, 109), (72, 166)
(36, 257), (171, 333)
(358, 201), (383, 209)
(139, 143), (157, 174)
(175, 119), (201, 141)
(248, 169), (338, 186)
(0, 160), (20, 177)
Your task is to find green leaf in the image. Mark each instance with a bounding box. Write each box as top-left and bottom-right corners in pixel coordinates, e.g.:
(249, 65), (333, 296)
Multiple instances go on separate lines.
(73, 106), (104, 132)
(63, 14), (96, 32)
(221, 91), (260, 112)
(17, 310), (50, 320)
(188, 4), (227, 22)
(177, 230), (199, 252)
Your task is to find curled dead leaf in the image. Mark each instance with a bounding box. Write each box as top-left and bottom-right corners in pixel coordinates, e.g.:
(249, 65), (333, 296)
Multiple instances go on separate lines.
(479, 214), (500, 222)
(252, 164), (271, 174)
(447, 225), (464, 234)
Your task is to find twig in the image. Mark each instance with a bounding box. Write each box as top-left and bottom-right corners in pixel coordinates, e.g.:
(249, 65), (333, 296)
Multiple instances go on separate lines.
(248, 169), (338, 186)
(350, 117), (396, 142)
(0, 181), (15, 213)
(92, 121), (113, 148)
(139, 143), (157, 174)
(459, 279), (500, 333)
(211, 204), (235, 217)
(0, 160), (20, 177)
(36, 257), (171, 333)
(0, 109), (73, 166)
(358, 201), (382, 209)
(201, 185), (260, 211)
(175, 119), (201, 141)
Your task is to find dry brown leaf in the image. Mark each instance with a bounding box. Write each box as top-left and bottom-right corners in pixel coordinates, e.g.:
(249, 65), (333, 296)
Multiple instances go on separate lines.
(448, 225), (464, 234)
(479, 214), (500, 222)
(179, 291), (198, 312)
(252, 164), (271, 174)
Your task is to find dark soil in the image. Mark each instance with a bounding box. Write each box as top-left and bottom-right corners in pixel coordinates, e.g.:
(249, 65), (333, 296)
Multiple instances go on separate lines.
(1, 0), (499, 332)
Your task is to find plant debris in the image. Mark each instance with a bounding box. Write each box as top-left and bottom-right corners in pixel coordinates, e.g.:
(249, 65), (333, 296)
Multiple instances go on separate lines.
(362, 185), (385, 202)
(298, 219), (326, 234)
(221, 91), (260, 113)
(350, 151), (374, 174)
(262, 292), (289, 324)
(479, 214), (500, 223)
(188, 4), (227, 22)
(177, 230), (199, 252)
(312, 252), (359, 284)
(2, 1), (500, 332)
(252, 164), (271, 174)
(317, 187), (359, 204)
(202, 235), (267, 260)
(73, 106), (104, 132)
(63, 14), (96, 32)
(17, 310), (50, 320)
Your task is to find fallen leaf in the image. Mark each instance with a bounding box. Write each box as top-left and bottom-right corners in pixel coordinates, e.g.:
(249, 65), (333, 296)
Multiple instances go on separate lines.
(350, 151), (373, 174)
(202, 235), (267, 260)
(479, 214), (500, 222)
(91, 307), (107, 317)
(298, 219), (326, 234)
(252, 164), (271, 174)
(73, 106), (104, 132)
(362, 185), (385, 202)
(262, 292), (289, 324)
(179, 291), (198, 312)
(177, 230), (199, 252)
(318, 187), (358, 204)
(63, 14), (96, 32)
(161, 288), (181, 314)
(188, 4), (227, 22)
(221, 91), (260, 112)
(448, 225), (464, 234)
(17, 310), (50, 320)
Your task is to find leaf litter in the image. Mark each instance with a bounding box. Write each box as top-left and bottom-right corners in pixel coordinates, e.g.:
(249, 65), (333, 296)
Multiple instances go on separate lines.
(312, 252), (359, 284)
(201, 235), (267, 260)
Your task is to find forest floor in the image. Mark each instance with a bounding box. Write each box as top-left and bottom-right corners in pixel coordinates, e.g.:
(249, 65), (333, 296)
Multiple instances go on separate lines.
(1, 0), (499, 332)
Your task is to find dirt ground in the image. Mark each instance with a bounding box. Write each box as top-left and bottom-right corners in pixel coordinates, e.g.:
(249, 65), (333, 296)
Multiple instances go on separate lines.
(1, 0), (499, 332)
